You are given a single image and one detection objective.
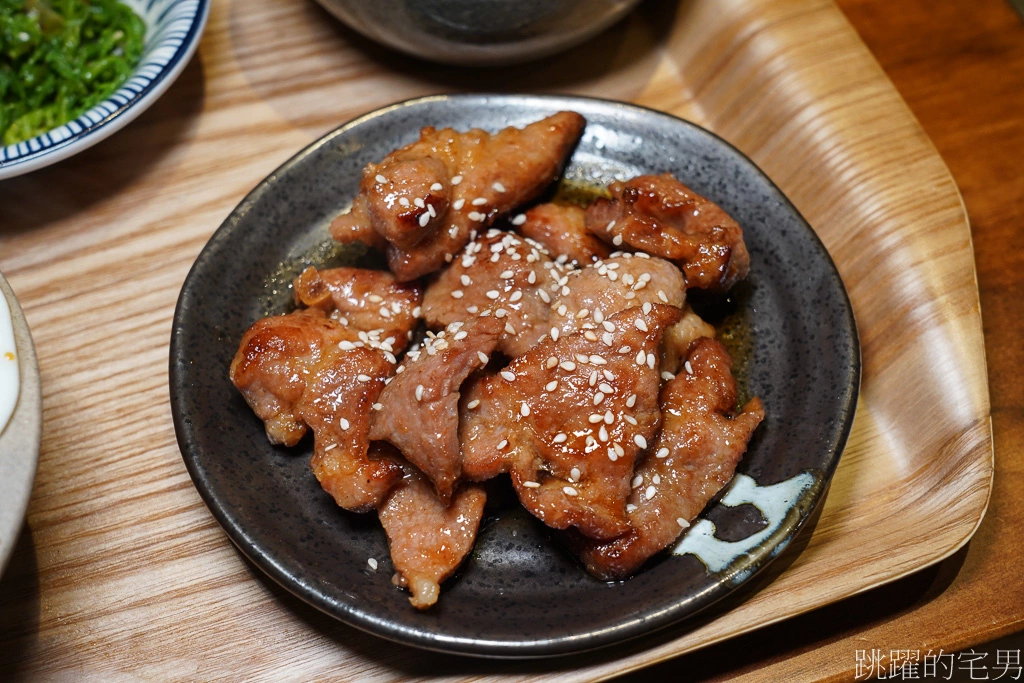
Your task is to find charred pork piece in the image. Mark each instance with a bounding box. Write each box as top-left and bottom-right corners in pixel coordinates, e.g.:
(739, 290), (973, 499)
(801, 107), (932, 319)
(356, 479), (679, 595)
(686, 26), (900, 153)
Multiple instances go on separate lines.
(585, 174), (749, 292)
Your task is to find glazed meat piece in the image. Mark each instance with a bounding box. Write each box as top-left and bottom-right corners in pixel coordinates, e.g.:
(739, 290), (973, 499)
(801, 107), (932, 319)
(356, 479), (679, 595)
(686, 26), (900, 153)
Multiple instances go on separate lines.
(661, 304), (716, 375)
(230, 309), (355, 446)
(421, 230), (565, 358)
(230, 309), (403, 511)
(293, 265), (423, 354)
(577, 338), (765, 579)
(378, 466), (487, 609)
(460, 304), (682, 540)
(329, 194), (387, 251)
(549, 253), (686, 339)
(585, 174), (750, 292)
(515, 203), (611, 265)
(369, 317), (502, 502)
(359, 111), (585, 281)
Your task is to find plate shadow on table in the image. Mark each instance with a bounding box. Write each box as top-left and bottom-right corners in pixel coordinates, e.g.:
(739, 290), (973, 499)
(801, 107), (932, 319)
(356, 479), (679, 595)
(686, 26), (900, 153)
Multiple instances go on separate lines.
(0, 57), (207, 240)
(0, 523), (41, 678)
(229, 0), (680, 138)
(229, 489), (906, 676)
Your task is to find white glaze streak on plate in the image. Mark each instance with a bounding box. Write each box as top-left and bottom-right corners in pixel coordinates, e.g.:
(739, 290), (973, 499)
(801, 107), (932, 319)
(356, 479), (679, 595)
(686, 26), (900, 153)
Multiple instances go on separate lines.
(675, 472), (816, 575)
(0, 291), (18, 437)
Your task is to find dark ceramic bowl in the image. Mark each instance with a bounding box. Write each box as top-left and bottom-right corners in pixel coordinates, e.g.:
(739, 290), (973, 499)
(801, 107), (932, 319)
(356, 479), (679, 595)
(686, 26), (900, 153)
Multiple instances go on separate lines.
(314, 0), (643, 66)
(169, 94), (860, 657)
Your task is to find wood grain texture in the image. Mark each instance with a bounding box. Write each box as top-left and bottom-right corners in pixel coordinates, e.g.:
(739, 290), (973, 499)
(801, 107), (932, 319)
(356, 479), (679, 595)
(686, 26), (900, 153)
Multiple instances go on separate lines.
(0, 0), (994, 679)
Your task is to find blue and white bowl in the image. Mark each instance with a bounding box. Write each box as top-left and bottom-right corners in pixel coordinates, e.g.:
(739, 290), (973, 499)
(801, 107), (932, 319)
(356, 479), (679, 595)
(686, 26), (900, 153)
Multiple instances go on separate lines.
(0, 0), (210, 180)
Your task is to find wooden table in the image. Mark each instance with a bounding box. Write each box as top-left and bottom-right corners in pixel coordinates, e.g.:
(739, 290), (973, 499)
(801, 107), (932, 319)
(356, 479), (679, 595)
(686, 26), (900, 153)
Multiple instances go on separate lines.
(639, 0), (1024, 680)
(0, 0), (1020, 679)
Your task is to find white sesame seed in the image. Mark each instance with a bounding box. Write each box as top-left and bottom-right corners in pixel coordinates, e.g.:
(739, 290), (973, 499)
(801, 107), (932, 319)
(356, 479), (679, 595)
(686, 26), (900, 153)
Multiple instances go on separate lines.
(648, 353), (656, 369)
(594, 392), (605, 405)
(606, 220), (616, 231)
(570, 467), (581, 481)
(653, 474), (661, 484)
(399, 197), (410, 207)
(492, 182), (506, 193)
(662, 371), (676, 381)
(520, 402), (531, 416)
(608, 448), (618, 461)
(451, 174), (463, 185)
(372, 403), (383, 411)
(624, 415), (638, 426)
(598, 424), (609, 442)
(546, 356), (558, 369)
(325, 443), (338, 452)
(626, 504), (638, 513)
(368, 557), (378, 570)
(657, 447), (669, 458)
(635, 319), (649, 332)
(561, 286), (570, 295)
(658, 290), (668, 303)
(501, 371), (516, 381)
(413, 197), (426, 209)
(553, 432), (567, 443)
(563, 486), (578, 497)
(560, 361), (577, 371)
(604, 411), (614, 424)
(468, 305), (480, 314)
(613, 443), (625, 457)
(415, 385), (424, 401)
(546, 380), (558, 392)
(642, 302), (653, 314)
(588, 413), (604, 424)
(454, 331), (468, 341)
(467, 399), (481, 409)
(523, 480), (540, 488)
(509, 291), (523, 303)
(512, 214), (527, 226)
(375, 174), (387, 184)
(645, 485), (657, 500)
(453, 198), (466, 210)
(477, 351), (489, 365)
(498, 439), (509, 449)
(451, 289), (464, 299)
(495, 309), (508, 318)
(634, 435), (647, 449)
(636, 350), (647, 365)
(685, 360), (694, 375)
(590, 354), (607, 365)
(677, 518), (690, 528)
(485, 290), (500, 300)
(339, 341), (356, 351)
(556, 304), (568, 316)
(632, 475), (644, 488)
(460, 274), (472, 286)
(538, 288), (551, 304)
(612, 235), (623, 246)
(603, 321), (615, 332)
(576, 308), (589, 319)
(357, 374), (372, 383)
(340, 418), (351, 431)
(379, 307), (391, 318)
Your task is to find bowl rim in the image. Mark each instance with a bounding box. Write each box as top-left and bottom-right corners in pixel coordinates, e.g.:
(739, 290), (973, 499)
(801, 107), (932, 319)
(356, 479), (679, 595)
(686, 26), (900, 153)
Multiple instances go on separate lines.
(0, 0), (211, 181)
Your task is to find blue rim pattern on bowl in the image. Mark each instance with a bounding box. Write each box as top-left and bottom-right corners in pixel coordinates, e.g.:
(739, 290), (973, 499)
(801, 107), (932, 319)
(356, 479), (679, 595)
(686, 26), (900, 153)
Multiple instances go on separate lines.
(0, 0), (209, 177)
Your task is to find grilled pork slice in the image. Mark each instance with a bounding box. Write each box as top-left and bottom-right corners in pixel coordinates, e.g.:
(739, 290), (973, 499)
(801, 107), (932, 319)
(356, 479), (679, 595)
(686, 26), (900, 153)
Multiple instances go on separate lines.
(378, 467), (487, 609)
(585, 174), (749, 292)
(293, 265), (422, 354)
(347, 111), (586, 281)
(369, 317), (502, 503)
(549, 253), (686, 339)
(515, 203), (611, 265)
(576, 338), (764, 580)
(230, 309), (402, 511)
(460, 304), (682, 540)
(329, 194), (387, 251)
(422, 229), (566, 358)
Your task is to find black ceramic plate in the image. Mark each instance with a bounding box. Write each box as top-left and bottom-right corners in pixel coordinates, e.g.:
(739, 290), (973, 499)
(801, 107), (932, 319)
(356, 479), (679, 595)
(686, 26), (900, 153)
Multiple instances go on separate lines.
(169, 94), (859, 658)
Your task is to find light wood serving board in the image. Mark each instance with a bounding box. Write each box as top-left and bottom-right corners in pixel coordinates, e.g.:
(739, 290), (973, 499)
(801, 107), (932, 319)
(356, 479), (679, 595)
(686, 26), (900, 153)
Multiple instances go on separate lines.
(0, 0), (992, 679)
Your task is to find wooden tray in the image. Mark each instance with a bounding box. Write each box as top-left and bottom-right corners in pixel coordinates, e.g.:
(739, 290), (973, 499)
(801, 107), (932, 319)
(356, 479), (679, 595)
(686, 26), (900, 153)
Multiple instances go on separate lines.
(0, 0), (992, 678)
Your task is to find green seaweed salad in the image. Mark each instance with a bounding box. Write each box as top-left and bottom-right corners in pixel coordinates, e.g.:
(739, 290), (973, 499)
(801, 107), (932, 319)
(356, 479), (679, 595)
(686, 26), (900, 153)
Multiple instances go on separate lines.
(0, 0), (145, 146)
